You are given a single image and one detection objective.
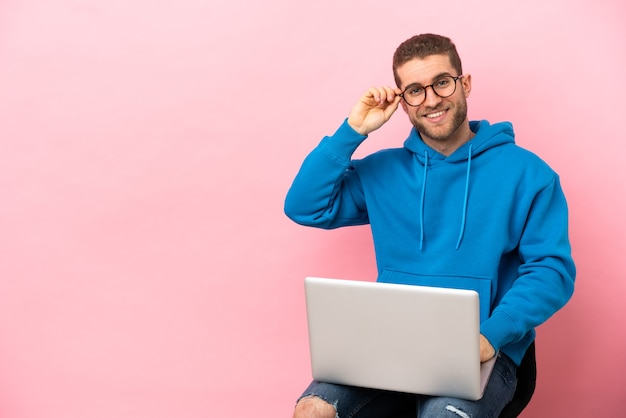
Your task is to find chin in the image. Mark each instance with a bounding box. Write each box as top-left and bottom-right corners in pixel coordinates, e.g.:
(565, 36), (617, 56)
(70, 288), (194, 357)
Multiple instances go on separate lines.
(416, 124), (454, 142)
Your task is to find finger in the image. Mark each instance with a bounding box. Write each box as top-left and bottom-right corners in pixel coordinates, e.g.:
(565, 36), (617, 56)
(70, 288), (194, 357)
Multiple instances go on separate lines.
(366, 87), (385, 105)
(366, 87), (398, 105)
(382, 86), (399, 103)
(383, 95), (401, 118)
(376, 87), (398, 105)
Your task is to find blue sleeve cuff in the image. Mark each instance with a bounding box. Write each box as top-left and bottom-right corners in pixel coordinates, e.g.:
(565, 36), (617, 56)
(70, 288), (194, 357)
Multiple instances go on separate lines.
(480, 310), (522, 351)
(319, 119), (368, 162)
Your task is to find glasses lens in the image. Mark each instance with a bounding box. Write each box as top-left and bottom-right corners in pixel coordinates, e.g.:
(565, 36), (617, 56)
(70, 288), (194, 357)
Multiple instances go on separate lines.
(433, 76), (457, 98)
(402, 86), (425, 106)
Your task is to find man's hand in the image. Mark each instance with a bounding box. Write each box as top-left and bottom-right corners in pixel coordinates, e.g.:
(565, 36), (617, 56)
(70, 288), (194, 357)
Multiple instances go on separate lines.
(480, 334), (496, 363)
(347, 86), (402, 136)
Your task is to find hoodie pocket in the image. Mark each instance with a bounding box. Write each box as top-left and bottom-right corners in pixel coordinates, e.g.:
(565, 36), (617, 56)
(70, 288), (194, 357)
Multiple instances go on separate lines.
(378, 269), (492, 323)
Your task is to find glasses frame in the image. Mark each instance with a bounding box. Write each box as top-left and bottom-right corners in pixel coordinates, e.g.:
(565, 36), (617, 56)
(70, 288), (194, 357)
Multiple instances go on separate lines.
(399, 75), (464, 107)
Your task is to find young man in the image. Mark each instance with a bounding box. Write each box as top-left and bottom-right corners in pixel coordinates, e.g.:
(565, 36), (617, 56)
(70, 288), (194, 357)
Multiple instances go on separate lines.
(284, 33), (576, 418)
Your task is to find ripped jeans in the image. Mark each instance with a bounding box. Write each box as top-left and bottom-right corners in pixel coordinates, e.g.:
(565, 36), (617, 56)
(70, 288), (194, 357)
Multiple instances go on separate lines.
(297, 352), (517, 418)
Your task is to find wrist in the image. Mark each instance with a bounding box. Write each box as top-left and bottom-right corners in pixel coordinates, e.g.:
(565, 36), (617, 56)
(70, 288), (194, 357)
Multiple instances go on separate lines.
(346, 118), (369, 136)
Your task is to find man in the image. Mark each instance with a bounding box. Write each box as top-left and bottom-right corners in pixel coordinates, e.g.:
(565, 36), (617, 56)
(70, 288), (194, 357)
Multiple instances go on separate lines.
(284, 33), (575, 418)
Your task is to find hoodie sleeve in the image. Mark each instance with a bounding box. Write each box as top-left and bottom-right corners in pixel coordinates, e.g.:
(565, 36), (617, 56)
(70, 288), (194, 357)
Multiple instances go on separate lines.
(481, 175), (576, 351)
(284, 120), (370, 229)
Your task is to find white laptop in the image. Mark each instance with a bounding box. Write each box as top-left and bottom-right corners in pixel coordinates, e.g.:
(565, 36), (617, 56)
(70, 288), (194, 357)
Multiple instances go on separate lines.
(304, 276), (496, 401)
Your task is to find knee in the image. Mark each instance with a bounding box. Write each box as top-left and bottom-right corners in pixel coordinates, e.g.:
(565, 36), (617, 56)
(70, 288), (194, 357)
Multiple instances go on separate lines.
(293, 396), (337, 418)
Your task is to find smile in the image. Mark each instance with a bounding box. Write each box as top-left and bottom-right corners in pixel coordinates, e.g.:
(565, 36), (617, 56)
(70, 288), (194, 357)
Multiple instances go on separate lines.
(425, 110), (446, 119)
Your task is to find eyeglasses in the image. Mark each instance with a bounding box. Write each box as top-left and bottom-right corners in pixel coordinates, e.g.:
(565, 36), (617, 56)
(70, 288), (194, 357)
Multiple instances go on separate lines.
(399, 75), (463, 107)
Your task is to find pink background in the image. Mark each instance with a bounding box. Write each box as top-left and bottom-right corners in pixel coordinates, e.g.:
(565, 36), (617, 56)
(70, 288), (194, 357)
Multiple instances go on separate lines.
(1, 1), (624, 417)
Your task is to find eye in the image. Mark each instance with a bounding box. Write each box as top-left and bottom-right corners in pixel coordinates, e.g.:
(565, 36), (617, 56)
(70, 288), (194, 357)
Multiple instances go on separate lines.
(407, 86), (424, 96)
(436, 77), (451, 87)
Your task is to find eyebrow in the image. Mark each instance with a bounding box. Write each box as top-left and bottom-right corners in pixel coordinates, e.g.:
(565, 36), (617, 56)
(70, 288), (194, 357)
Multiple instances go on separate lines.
(402, 72), (454, 90)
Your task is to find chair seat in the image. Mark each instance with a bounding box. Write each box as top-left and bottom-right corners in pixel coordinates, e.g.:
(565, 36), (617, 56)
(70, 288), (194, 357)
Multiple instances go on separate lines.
(499, 341), (536, 418)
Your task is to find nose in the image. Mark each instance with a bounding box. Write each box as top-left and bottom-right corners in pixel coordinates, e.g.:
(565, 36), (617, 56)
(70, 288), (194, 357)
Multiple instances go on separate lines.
(422, 85), (442, 108)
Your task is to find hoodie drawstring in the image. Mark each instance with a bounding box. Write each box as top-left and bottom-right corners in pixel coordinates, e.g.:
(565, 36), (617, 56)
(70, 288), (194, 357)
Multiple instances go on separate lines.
(418, 144), (473, 251)
(455, 144), (473, 250)
(419, 151), (428, 250)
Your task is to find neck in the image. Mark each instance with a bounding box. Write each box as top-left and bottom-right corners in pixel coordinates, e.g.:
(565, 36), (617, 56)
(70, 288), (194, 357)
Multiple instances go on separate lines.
(422, 122), (474, 157)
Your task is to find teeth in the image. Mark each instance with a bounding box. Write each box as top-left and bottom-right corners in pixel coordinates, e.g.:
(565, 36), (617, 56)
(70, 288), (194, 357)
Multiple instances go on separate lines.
(426, 110), (445, 118)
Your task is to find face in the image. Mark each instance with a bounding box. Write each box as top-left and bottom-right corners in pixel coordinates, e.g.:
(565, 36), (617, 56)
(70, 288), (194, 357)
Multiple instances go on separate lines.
(396, 54), (472, 148)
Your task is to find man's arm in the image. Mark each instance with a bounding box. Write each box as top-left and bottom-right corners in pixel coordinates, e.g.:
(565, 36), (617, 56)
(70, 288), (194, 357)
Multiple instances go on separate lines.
(284, 87), (401, 228)
(480, 176), (576, 354)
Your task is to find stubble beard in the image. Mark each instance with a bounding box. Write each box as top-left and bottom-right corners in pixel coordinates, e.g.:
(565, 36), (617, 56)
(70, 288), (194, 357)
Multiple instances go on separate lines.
(412, 98), (468, 143)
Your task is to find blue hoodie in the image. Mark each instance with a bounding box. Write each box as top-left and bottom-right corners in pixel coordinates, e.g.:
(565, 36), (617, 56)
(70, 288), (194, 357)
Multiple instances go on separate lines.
(285, 119), (576, 365)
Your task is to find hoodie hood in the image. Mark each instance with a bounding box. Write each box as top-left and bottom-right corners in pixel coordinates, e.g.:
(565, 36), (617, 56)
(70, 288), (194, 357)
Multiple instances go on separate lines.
(403, 120), (516, 250)
(404, 120), (515, 162)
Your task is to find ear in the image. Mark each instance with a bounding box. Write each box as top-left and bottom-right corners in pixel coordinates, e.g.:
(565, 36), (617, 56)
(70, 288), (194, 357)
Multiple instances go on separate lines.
(461, 74), (472, 98)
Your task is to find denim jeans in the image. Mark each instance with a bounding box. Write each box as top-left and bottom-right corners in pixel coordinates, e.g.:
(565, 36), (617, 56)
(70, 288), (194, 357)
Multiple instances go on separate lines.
(298, 352), (517, 418)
